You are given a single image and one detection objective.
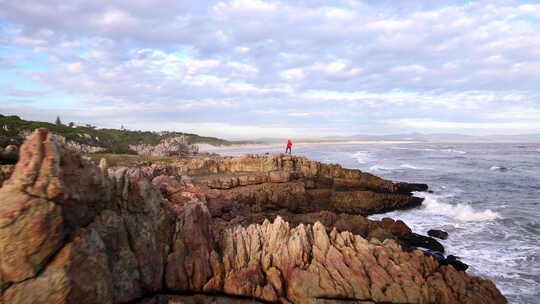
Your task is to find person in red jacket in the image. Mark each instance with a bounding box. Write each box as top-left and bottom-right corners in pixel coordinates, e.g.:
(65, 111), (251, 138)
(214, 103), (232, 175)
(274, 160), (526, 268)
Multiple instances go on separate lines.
(285, 139), (292, 154)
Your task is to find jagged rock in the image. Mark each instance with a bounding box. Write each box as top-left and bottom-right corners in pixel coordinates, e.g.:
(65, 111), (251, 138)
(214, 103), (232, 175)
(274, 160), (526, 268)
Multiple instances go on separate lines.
(130, 135), (199, 157)
(0, 129), (507, 304)
(444, 255), (469, 271)
(428, 229), (449, 240)
(99, 157), (109, 171)
(423, 252), (469, 272)
(172, 154), (427, 217)
(55, 134), (107, 153)
(0, 129), (173, 303)
(0, 165), (14, 187)
(139, 294), (265, 304)
(400, 233), (445, 253)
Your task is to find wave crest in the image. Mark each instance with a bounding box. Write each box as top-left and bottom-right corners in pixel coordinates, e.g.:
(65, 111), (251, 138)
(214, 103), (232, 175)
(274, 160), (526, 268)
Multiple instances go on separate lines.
(352, 151), (371, 164)
(416, 192), (501, 222)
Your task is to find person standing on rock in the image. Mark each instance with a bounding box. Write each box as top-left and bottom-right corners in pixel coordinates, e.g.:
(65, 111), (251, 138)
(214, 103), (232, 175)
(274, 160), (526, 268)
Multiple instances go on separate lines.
(285, 139), (292, 154)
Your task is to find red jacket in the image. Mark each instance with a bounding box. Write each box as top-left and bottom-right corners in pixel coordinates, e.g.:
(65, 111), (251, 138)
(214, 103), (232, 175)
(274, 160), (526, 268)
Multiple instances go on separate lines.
(287, 140), (292, 148)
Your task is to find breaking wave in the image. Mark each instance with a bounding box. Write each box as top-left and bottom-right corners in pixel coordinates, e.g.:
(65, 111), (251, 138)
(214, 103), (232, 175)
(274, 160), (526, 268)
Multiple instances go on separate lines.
(400, 163), (431, 170)
(415, 192), (501, 222)
(440, 149), (467, 154)
(352, 151), (371, 164)
(369, 165), (393, 171)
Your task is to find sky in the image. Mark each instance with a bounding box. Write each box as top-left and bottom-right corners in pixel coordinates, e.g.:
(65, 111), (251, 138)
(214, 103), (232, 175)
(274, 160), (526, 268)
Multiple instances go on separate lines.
(1, 0), (539, 139)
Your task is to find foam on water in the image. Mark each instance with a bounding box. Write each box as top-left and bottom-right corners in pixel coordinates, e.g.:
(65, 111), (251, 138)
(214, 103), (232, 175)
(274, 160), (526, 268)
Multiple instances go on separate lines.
(369, 163), (430, 171)
(352, 151), (371, 164)
(400, 163), (431, 170)
(415, 192), (501, 222)
(369, 164), (394, 171)
(440, 148), (467, 154)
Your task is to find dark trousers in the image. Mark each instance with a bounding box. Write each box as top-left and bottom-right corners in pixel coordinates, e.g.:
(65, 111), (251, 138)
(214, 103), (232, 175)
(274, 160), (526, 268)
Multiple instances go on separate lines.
(285, 146), (291, 154)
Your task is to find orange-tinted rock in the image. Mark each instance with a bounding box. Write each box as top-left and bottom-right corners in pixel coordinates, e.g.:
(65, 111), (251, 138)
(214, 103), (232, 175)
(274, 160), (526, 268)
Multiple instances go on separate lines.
(0, 129), (507, 304)
(0, 165), (14, 187)
(330, 190), (423, 216)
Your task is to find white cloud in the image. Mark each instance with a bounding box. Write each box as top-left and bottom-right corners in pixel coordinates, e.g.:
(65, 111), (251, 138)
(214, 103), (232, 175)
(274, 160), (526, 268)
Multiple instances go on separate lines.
(280, 68), (305, 81)
(2, 0), (540, 137)
(396, 118), (540, 133)
(391, 65), (429, 74)
(97, 9), (137, 28)
(66, 62), (84, 73)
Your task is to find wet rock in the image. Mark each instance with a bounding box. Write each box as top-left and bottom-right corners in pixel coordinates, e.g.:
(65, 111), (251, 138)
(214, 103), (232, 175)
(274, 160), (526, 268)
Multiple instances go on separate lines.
(400, 233), (445, 253)
(423, 251), (469, 272)
(428, 229), (449, 240)
(444, 255), (469, 271)
(395, 182), (429, 194)
(0, 144), (18, 164)
(490, 166), (509, 172)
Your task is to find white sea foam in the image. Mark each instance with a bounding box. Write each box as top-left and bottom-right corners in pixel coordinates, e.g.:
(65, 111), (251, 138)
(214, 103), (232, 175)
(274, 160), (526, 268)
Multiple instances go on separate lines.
(391, 147), (409, 150)
(400, 163), (431, 170)
(416, 192), (501, 222)
(440, 149), (467, 154)
(369, 165), (394, 171)
(352, 151), (371, 164)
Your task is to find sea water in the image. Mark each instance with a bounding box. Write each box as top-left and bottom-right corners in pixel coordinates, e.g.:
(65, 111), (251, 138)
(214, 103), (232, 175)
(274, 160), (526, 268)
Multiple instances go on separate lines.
(222, 142), (540, 304)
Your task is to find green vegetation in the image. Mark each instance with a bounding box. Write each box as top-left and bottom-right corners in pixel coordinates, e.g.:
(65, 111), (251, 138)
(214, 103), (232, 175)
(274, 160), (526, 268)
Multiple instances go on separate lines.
(0, 114), (231, 153)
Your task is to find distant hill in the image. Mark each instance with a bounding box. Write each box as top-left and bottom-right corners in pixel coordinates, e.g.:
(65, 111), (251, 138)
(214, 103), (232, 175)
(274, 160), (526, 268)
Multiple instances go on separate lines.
(0, 114), (231, 153)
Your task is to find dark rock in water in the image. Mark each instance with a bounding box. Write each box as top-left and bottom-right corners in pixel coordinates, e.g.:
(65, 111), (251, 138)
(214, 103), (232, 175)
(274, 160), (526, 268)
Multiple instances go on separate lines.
(423, 250), (445, 262)
(400, 233), (445, 253)
(428, 229), (449, 240)
(443, 255), (469, 271)
(490, 166), (509, 172)
(422, 251), (469, 272)
(395, 182), (428, 194)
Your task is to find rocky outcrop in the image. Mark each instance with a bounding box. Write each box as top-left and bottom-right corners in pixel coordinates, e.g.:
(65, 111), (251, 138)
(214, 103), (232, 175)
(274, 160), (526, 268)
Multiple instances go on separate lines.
(0, 165), (14, 187)
(130, 135), (199, 157)
(164, 154), (427, 216)
(52, 134), (107, 153)
(428, 229), (449, 240)
(0, 129), (507, 304)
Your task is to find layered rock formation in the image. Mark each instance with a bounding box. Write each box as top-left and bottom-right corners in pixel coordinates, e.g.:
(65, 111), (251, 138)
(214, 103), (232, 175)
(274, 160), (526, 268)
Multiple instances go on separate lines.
(0, 129), (507, 304)
(130, 135), (199, 157)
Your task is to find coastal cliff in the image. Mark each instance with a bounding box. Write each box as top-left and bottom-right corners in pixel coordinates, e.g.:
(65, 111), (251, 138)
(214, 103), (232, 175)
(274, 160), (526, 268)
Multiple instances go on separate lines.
(0, 129), (507, 304)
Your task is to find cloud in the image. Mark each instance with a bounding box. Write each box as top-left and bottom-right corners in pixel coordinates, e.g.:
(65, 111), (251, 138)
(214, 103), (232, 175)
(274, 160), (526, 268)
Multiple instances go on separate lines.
(1, 0), (539, 138)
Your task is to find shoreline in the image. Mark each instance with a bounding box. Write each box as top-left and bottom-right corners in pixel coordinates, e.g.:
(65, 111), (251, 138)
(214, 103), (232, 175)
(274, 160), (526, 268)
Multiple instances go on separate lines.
(198, 140), (421, 153)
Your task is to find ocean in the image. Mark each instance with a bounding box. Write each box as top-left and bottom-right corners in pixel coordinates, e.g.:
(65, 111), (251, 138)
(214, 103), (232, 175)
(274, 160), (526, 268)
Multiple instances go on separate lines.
(221, 142), (540, 304)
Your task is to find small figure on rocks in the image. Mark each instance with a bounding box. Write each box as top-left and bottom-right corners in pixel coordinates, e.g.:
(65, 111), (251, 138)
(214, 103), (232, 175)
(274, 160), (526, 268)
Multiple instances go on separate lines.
(285, 139), (292, 154)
